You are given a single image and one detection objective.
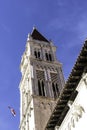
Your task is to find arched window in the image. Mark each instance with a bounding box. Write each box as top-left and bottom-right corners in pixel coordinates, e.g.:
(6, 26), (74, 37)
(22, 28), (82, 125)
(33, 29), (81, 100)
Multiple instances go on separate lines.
(38, 80), (42, 96)
(34, 51), (37, 58)
(52, 83), (56, 98)
(34, 50), (41, 59)
(56, 83), (59, 97)
(45, 53), (49, 61)
(42, 81), (45, 96)
(38, 80), (45, 96)
(52, 83), (59, 98)
(38, 51), (40, 58)
(49, 54), (52, 61)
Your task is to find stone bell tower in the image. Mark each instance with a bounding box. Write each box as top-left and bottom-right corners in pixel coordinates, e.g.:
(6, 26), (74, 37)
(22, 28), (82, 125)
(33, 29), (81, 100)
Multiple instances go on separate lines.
(19, 28), (65, 130)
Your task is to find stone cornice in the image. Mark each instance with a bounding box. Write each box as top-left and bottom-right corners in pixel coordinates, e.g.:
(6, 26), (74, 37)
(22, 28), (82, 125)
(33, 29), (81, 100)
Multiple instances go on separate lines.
(29, 56), (62, 68)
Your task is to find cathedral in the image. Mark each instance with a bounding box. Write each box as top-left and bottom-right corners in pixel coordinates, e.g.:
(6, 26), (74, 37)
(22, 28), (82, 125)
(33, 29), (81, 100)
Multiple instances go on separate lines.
(19, 28), (87, 130)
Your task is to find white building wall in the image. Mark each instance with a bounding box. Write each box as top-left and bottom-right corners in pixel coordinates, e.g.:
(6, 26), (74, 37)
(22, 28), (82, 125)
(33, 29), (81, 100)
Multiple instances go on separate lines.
(55, 73), (87, 130)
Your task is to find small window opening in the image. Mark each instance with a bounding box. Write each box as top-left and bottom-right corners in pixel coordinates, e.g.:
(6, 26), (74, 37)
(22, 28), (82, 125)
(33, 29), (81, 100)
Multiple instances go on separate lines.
(38, 51), (40, 58)
(34, 51), (37, 58)
(42, 81), (45, 96)
(52, 83), (59, 98)
(38, 80), (42, 96)
(46, 53), (49, 61)
(49, 54), (52, 61)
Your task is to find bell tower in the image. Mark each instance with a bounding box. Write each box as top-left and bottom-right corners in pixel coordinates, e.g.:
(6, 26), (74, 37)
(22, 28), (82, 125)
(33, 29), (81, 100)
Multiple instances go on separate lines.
(19, 28), (65, 130)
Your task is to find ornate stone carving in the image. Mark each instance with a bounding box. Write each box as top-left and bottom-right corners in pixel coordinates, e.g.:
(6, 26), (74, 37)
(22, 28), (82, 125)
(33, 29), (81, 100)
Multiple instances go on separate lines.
(65, 104), (85, 130)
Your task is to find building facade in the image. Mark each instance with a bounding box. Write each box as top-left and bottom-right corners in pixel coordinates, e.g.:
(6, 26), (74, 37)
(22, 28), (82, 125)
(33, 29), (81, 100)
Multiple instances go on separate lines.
(56, 73), (87, 130)
(45, 39), (87, 130)
(19, 28), (65, 130)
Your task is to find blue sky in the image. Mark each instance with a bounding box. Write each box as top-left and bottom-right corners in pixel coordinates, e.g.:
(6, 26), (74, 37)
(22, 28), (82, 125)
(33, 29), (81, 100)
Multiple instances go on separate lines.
(0, 0), (87, 129)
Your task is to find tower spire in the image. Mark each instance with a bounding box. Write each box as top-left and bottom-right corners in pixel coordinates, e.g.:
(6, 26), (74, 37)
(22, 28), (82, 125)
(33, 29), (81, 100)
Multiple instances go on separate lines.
(19, 28), (65, 130)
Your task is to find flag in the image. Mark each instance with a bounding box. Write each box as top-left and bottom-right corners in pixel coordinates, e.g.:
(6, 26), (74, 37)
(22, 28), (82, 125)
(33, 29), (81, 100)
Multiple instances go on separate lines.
(8, 106), (16, 117)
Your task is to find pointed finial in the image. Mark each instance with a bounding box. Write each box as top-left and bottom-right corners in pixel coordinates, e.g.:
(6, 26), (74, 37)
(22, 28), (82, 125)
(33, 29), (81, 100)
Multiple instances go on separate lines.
(27, 33), (32, 41)
(49, 39), (53, 45)
(33, 25), (37, 30)
(85, 38), (87, 42)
